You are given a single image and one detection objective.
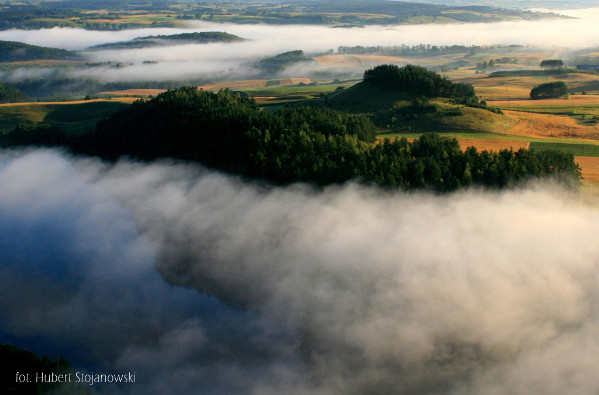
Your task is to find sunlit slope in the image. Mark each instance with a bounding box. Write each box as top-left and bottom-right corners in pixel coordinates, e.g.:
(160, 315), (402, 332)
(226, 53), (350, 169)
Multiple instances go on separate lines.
(326, 81), (516, 134)
(454, 70), (599, 100)
(0, 99), (132, 135)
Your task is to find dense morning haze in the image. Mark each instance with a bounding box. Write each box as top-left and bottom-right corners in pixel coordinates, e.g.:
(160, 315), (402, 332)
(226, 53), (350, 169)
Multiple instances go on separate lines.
(2, 2), (599, 394)
(2, 149), (599, 393)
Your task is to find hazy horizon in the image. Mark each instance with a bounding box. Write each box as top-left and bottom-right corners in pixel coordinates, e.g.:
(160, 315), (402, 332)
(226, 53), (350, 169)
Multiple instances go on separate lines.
(0, 7), (597, 83)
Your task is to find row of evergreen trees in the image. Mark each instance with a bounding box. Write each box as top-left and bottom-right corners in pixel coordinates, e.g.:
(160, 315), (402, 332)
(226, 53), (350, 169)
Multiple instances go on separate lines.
(3, 87), (580, 191)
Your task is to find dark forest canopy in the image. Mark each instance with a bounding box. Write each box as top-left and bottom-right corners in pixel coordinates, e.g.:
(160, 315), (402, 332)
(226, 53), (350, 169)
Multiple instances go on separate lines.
(363, 64), (476, 98)
(2, 87), (580, 192)
(540, 59), (564, 69)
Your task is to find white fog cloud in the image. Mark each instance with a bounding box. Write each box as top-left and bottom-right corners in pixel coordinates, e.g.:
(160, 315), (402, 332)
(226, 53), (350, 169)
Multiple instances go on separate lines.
(2, 148), (599, 394)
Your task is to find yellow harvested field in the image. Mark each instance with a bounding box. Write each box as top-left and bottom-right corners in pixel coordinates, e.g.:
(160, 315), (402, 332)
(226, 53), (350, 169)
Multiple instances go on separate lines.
(501, 110), (599, 140)
(457, 138), (530, 152)
(455, 72), (599, 100)
(476, 86), (533, 100)
(487, 95), (599, 107)
(197, 78), (312, 90)
(576, 156), (599, 182)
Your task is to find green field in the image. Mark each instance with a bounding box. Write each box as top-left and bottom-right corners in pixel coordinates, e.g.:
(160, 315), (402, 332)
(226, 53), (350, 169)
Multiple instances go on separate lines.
(248, 83), (355, 108)
(501, 104), (599, 114)
(379, 131), (599, 144)
(378, 131), (514, 140)
(530, 142), (599, 157)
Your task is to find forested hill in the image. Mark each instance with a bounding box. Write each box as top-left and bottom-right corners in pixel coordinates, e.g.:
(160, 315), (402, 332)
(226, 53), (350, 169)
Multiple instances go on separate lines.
(327, 64), (502, 133)
(363, 64), (475, 98)
(0, 40), (75, 62)
(2, 87), (581, 192)
(88, 32), (244, 50)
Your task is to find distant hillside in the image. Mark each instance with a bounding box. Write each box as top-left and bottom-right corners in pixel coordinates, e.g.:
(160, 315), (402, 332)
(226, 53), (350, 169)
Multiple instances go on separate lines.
(0, 40), (74, 62)
(0, 0), (566, 30)
(0, 84), (30, 103)
(256, 50), (313, 75)
(303, 0), (562, 24)
(89, 32), (244, 50)
(407, 0), (592, 10)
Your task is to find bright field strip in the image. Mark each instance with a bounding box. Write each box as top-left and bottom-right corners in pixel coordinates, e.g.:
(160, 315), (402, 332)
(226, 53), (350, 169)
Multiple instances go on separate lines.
(488, 95), (599, 117)
(529, 142), (599, 157)
(378, 131), (599, 158)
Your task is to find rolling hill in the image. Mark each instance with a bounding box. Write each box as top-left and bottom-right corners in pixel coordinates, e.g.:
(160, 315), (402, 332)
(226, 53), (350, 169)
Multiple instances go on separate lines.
(324, 65), (515, 135)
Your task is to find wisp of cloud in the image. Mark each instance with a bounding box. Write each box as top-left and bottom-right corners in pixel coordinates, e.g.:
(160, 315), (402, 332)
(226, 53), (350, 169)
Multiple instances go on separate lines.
(2, 148), (599, 394)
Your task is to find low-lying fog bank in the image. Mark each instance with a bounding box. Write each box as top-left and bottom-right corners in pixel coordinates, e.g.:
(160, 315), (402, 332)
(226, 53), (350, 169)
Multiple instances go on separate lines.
(2, 148), (599, 394)
(0, 8), (598, 83)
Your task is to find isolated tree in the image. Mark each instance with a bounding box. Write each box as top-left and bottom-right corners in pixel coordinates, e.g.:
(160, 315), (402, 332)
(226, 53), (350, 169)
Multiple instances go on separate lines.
(540, 59), (564, 69)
